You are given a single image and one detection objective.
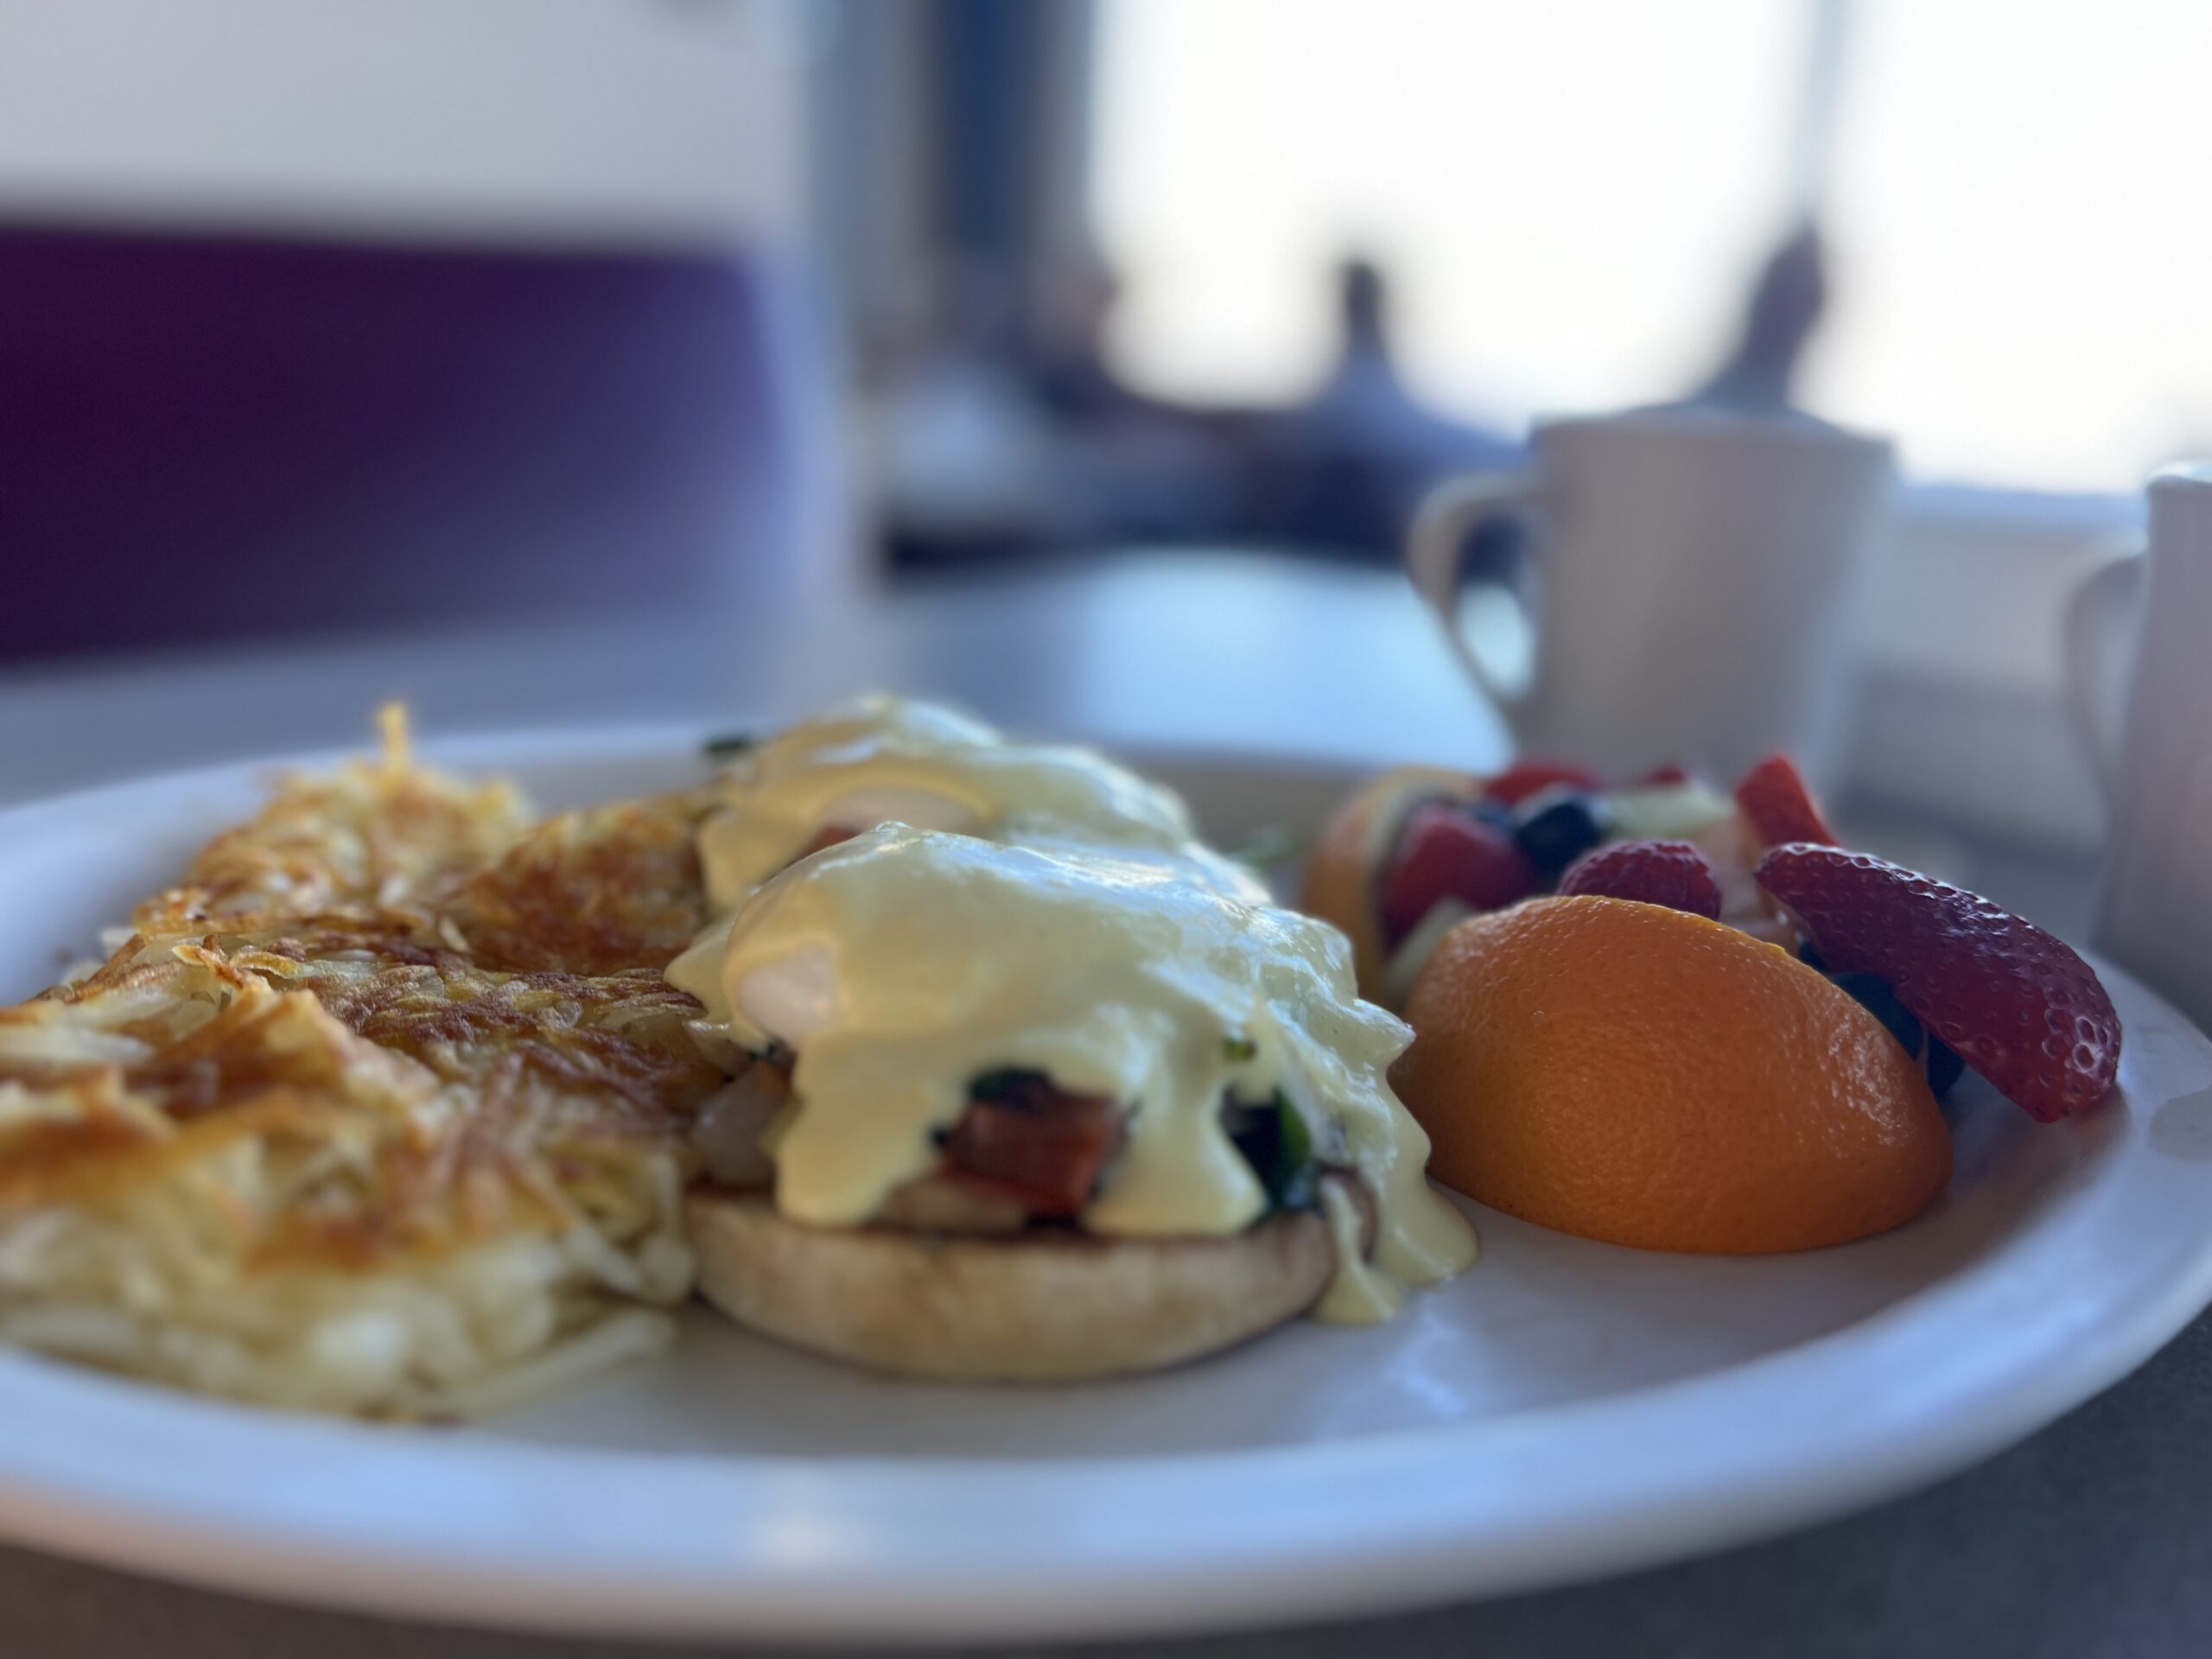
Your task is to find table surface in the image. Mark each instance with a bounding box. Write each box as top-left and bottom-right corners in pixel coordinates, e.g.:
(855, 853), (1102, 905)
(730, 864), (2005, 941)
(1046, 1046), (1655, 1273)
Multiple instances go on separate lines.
(0, 555), (2194, 1658)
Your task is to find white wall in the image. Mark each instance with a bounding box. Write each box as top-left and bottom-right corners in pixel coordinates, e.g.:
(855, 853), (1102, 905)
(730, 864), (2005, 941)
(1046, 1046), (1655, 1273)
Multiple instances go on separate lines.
(0, 0), (804, 246)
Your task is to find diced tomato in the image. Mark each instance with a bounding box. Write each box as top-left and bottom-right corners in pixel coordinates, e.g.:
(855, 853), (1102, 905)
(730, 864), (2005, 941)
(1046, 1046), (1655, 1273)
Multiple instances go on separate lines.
(1379, 802), (1542, 943)
(942, 1083), (1125, 1216)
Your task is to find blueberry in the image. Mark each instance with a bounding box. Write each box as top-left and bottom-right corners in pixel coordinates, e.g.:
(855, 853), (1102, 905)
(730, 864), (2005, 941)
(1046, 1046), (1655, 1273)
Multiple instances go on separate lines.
(1830, 970), (1924, 1060)
(1511, 786), (1609, 877)
(1925, 1036), (1965, 1098)
(1796, 939), (1828, 974)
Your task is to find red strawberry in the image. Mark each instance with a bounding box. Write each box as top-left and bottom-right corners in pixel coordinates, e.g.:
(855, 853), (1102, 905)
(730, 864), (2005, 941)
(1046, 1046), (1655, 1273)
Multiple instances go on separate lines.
(1484, 759), (1605, 808)
(1381, 803), (1542, 941)
(1734, 753), (1837, 848)
(1557, 839), (1723, 918)
(1635, 763), (1693, 787)
(1755, 845), (2120, 1122)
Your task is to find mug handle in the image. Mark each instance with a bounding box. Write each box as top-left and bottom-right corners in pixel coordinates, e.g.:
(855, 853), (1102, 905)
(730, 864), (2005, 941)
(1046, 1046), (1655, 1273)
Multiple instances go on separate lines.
(1406, 472), (1542, 714)
(2063, 533), (2148, 800)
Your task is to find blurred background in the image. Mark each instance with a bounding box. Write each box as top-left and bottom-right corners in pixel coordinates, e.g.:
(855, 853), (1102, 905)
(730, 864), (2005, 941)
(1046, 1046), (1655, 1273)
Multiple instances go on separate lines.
(2, 0), (2203, 863)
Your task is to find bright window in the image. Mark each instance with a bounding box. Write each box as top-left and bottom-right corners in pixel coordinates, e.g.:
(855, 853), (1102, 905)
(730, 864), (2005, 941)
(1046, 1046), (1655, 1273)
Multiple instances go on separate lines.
(1093, 0), (2212, 493)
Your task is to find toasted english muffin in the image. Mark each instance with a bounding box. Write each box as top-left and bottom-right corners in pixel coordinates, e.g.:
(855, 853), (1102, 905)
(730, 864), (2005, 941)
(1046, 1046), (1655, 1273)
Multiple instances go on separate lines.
(686, 1184), (1352, 1382)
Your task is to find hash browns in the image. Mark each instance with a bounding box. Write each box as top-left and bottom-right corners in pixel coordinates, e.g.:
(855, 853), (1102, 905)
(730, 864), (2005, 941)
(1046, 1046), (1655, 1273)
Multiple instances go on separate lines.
(0, 717), (723, 1417)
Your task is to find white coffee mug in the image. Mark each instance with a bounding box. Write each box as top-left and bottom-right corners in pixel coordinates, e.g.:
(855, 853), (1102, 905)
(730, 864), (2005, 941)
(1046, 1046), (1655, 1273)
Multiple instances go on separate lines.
(1408, 406), (1893, 783)
(2069, 466), (2212, 1031)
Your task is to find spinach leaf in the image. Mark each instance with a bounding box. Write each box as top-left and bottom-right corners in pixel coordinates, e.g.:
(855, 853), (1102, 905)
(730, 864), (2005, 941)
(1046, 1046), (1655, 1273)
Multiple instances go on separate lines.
(1224, 1093), (1317, 1211)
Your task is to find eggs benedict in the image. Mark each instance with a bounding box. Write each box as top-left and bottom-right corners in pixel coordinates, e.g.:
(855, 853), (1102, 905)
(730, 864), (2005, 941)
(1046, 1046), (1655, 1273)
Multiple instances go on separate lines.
(670, 823), (1477, 1380)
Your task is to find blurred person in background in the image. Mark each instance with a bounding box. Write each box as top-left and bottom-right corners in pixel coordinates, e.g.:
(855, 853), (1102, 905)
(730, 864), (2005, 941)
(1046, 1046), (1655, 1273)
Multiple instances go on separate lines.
(1687, 224), (1831, 415)
(1239, 257), (1522, 562)
(857, 0), (1843, 573)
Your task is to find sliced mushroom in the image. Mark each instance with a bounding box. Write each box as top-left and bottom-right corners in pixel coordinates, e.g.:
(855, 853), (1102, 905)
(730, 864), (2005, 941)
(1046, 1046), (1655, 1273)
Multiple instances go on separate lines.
(690, 1065), (788, 1187)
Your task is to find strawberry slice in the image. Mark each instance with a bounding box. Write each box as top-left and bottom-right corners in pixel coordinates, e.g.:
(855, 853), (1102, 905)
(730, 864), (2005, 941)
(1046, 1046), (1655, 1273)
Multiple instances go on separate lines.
(1484, 759), (1605, 808)
(1557, 839), (1723, 919)
(1734, 753), (1837, 848)
(1380, 802), (1543, 942)
(1755, 845), (2120, 1122)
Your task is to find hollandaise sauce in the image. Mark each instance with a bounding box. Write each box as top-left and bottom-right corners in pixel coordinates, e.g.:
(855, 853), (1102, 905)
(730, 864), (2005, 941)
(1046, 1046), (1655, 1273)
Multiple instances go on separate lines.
(696, 696), (1240, 910)
(668, 823), (1477, 1323)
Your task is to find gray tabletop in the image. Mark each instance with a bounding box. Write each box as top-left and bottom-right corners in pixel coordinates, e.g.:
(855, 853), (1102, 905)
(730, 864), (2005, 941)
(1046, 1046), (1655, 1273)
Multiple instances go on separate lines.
(0, 556), (2196, 1658)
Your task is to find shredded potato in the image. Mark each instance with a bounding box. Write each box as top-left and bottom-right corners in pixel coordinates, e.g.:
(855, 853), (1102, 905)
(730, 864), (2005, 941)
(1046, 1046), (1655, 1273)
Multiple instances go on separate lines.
(0, 718), (717, 1418)
(131, 705), (531, 937)
(447, 790), (719, 976)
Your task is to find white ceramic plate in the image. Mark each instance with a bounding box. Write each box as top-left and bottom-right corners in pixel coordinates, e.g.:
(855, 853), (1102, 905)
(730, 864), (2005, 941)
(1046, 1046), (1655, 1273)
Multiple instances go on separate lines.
(0, 728), (2209, 1644)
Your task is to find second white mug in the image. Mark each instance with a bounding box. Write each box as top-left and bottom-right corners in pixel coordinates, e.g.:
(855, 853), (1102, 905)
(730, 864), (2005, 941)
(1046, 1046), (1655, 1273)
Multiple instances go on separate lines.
(2071, 465), (2212, 1033)
(1408, 406), (1893, 784)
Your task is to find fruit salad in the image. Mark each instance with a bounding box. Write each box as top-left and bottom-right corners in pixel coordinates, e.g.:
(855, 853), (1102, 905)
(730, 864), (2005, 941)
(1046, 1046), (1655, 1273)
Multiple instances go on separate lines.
(1312, 751), (2122, 1254)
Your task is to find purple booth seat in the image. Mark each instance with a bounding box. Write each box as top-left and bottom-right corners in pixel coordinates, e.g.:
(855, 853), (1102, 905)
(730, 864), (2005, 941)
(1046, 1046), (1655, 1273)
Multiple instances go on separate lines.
(0, 224), (821, 660)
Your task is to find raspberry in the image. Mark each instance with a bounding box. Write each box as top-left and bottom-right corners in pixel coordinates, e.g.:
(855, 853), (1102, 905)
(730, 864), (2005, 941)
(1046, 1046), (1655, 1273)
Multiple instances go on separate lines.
(1556, 839), (1723, 919)
(1755, 845), (2120, 1122)
(1734, 753), (1837, 848)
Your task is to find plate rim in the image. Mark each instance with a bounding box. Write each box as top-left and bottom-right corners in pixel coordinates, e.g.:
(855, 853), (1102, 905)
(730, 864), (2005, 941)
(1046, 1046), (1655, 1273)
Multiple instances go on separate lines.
(0, 727), (2204, 1643)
